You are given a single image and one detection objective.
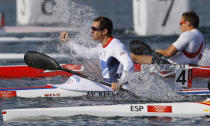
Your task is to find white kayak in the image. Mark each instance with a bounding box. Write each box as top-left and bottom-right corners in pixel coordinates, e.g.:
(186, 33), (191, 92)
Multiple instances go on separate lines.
(3, 98), (210, 121)
(0, 75), (121, 98)
(0, 85), (123, 98)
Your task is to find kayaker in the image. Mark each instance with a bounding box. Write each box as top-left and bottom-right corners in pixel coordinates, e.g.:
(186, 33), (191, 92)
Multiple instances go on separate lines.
(156, 11), (206, 65)
(60, 16), (134, 91)
(130, 11), (205, 65)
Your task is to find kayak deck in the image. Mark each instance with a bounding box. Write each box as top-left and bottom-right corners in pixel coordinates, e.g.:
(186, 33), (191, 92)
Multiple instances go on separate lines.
(0, 85), (125, 98)
(0, 85), (87, 98)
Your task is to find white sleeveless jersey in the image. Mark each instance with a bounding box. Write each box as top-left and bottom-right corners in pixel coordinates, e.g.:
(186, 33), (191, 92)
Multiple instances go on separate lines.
(168, 29), (205, 64)
(97, 38), (134, 83)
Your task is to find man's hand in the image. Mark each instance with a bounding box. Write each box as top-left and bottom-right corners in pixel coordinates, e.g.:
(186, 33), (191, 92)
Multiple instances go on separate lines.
(111, 82), (123, 91)
(60, 31), (69, 42)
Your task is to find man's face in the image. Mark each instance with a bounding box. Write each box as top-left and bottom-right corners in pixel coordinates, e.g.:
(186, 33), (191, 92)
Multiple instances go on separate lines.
(179, 16), (188, 32)
(91, 21), (104, 41)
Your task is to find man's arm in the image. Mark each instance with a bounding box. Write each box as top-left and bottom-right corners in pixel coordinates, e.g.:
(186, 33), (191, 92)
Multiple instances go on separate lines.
(156, 45), (178, 57)
(110, 45), (134, 91)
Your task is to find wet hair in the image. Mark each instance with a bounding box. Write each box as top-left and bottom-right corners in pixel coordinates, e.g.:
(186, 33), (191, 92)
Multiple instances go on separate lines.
(94, 16), (113, 36)
(129, 40), (153, 55)
(182, 11), (199, 28)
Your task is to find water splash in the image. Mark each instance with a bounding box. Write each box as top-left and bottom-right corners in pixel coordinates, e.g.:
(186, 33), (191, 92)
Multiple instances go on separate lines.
(60, 1), (102, 79)
(39, 0), (102, 79)
(198, 49), (210, 65)
(127, 72), (190, 102)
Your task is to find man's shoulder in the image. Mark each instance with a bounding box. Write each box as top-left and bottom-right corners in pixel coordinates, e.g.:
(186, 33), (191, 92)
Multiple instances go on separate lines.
(182, 29), (202, 36)
(181, 29), (204, 40)
(182, 30), (193, 35)
(179, 30), (195, 40)
(109, 38), (128, 55)
(111, 38), (124, 47)
(112, 38), (121, 42)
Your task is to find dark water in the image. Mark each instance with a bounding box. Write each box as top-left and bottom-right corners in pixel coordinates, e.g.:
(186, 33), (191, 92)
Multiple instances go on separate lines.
(1, 0), (210, 125)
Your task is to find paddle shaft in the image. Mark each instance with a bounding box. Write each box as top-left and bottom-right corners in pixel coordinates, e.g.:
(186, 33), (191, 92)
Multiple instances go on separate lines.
(62, 67), (140, 98)
(62, 67), (110, 87)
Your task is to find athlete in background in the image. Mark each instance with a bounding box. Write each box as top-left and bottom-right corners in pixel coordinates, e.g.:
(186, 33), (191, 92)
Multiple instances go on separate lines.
(156, 11), (205, 65)
(60, 16), (134, 91)
(130, 11), (205, 65)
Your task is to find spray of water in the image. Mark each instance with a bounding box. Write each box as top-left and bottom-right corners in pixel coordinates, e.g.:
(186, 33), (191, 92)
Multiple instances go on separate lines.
(198, 49), (210, 65)
(40, 0), (102, 80)
(127, 71), (192, 102)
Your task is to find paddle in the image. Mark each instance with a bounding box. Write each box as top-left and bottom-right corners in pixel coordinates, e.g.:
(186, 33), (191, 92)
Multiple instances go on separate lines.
(129, 40), (170, 64)
(24, 51), (140, 99)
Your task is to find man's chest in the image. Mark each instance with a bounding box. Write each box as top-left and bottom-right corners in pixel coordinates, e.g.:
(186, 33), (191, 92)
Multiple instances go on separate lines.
(99, 48), (112, 60)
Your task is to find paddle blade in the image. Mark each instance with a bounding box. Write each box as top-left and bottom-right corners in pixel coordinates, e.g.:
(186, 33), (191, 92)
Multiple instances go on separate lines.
(24, 51), (62, 70)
